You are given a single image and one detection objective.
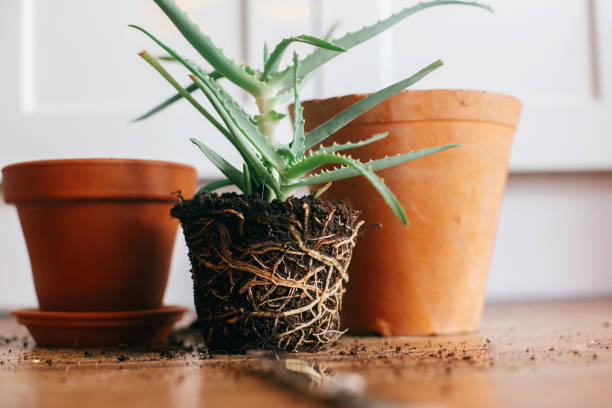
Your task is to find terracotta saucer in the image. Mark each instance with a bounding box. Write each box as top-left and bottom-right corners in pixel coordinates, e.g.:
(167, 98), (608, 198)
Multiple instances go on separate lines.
(11, 305), (188, 347)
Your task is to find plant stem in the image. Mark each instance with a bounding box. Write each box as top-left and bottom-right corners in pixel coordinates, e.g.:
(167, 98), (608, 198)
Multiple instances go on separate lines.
(255, 97), (278, 145)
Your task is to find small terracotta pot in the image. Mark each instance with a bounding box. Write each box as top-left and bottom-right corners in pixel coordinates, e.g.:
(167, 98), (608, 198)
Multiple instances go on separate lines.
(300, 90), (521, 335)
(2, 159), (197, 312)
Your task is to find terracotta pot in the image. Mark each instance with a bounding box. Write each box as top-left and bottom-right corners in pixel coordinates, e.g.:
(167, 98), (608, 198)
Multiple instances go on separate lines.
(2, 159), (197, 312)
(300, 90), (522, 335)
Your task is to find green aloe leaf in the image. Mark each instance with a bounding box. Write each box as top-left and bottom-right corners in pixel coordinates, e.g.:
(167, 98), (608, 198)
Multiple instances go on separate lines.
(267, 0), (492, 91)
(289, 53), (305, 159)
(156, 55), (179, 61)
(276, 147), (295, 163)
(358, 164), (407, 225)
(254, 110), (286, 124)
(133, 70), (223, 122)
(287, 144), (460, 188)
(263, 42), (270, 64)
(262, 35), (345, 80)
(318, 132), (387, 154)
(243, 163), (252, 196)
(136, 50), (231, 138)
(305, 59), (443, 149)
(130, 26), (280, 192)
(190, 138), (245, 191)
(196, 178), (234, 195)
(194, 74), (284, 170)
(189, 74), (274, 189)
(152, 0), (273, 97)
(285, 152), (407, 225)
(133, 82), (197, 122)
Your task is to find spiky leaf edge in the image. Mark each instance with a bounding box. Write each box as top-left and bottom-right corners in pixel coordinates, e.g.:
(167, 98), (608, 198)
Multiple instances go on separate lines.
(191, 138), (245, 191)
(284, 152), (408, 225)
(131, 25), (282, 196)
(152, 0), (273, 97)
(305, 59), (443, 149)
(317, 132), (387, 154)
(286, 144), (460, 188)
(289, 53), (306, 159)
(262, 35), (345, 80)
(267, 0), (492, 91)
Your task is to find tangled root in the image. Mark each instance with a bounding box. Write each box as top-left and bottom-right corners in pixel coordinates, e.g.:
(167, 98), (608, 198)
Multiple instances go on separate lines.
(171, 193), (362, 353)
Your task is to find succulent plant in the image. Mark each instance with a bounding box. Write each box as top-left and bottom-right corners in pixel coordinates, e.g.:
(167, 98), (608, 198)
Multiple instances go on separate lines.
(132, 0), (491, 225)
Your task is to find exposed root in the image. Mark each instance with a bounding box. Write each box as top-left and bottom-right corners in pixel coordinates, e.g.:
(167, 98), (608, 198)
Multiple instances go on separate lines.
(172, 193), (361, 353)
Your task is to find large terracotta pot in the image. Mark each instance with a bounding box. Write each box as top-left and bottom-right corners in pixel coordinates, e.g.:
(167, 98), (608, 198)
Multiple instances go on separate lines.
(301, 90), (521, 335)
(2, 159), (197, 312)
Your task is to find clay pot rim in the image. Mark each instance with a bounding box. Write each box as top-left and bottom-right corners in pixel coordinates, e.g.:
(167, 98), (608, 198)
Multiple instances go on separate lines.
(300, 89), (522, 129)
(2, 158), (195, 173)
(304, 88), (520, 105)
(2, 158), (197, 204)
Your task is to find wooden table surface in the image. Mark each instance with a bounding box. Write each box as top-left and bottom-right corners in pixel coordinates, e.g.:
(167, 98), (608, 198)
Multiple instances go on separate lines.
(1, 299), (611, 408)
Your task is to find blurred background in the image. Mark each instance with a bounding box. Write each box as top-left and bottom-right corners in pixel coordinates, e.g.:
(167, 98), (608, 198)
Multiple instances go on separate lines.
(1, 0), (611, 310)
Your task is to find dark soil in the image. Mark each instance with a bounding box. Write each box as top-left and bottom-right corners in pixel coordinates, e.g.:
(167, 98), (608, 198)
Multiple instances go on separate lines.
(171, 193), (362, 353)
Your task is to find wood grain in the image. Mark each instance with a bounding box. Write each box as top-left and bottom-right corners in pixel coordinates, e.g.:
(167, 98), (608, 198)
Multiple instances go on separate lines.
(0, 299), (611, 408)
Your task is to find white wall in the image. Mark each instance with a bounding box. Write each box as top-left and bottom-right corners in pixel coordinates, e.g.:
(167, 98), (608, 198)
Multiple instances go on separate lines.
(488, 172), (612, 301)
(1, 0), (611, 309)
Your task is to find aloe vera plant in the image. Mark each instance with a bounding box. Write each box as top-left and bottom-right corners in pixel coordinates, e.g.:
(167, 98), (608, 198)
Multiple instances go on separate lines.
(132, 0), (492, 225)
